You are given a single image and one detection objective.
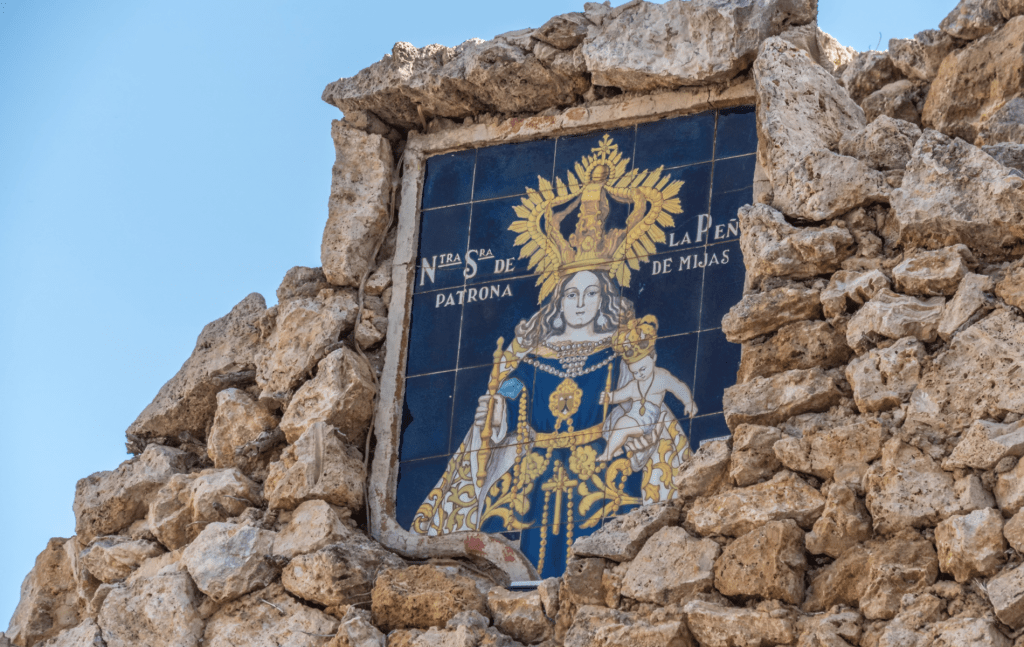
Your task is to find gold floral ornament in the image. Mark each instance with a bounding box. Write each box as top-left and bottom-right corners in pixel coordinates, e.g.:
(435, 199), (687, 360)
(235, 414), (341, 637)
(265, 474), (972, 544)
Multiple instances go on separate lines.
(509, 134), (685, 303)
(612, 315), (659, 363)
(520, 452), (549, 483)
(568, 445), (598, 480)
(548, 378), (583, 431)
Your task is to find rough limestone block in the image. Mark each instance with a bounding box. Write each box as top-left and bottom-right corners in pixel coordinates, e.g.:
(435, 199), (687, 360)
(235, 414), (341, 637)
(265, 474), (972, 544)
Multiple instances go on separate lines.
(254, 290), (359, 405)
(795, 610), (863, 647)
(845, 289), (944, 354)
(723, 367), (842, 429)
(956, 473), (997, 514)
(755, 38), (888, 222)
(272, 499), (353, 559)
(79, 537), (164, 584)
(276, 266), (332, 302)
(846, 337), (924, 412)
(738, 203), (854, 289)
(940, 0), (1005, 41)
(924, 16), (1024, 144)
(581, 0), (816, 91)
(1004, 509), (1024, 552)
(713, 520), (808, 605)
(986, 140), (1024, 172)
(862, 79), (927, 125)
(905, 310), (1024, 442)
(892, 245), (976, 296)
(805, 484), (873, 558)
(934, 508), (1006, 582)
(563, 604), (694, 647)
(264, 421), (365, 512)
(6, 538), (83, 647)
(838, 115), (922, 171)
(202, 583), (340, 647)
(321, 123), (392, 288)
(929, 617), (1011, 647)
(281, 539), (405, 608)
(125, 293), (266, 444)
(206, 388), (279, 471)
(996, 262), (1024, 310)
(279, 347), (375, 446)
(620, 526), (719, 605)
(820, 269), (890, 320)
(325, 606), (384, 647)
(737, 319), (852, 383)
(181, 523), (278, 604)
(894, 128), (1024, 257)
(147, 468), (263, 551)
(688, 471), (826, 537)
(721, 285), (822, 343)
(804, 529), (938, 620)
(995, 456), (1024, 515)
(571, 503), (679, 563)
(888, 30), (958, 82)
(864, 438), (960, 534)
(987, 564), (1024, 629)
(841, 51), (903, 103)
(773, 416), (884, 480)
(729, 424), (783, 486)
(938, 272), (994, 341)
(370, 565), (489, 633)
(683, 600), (796, 647)
(672, 439), (730, 498)
(35, 619), (104, 647)
(944, 419), (1024, 470)
(1002, 0), (1024, 19)
(977, 96), (1024, 147)
(74, 445), (188, 543)
(322, 39), (586, 132)
(487, 587), (552, 645)
(97, 567), (205, 647)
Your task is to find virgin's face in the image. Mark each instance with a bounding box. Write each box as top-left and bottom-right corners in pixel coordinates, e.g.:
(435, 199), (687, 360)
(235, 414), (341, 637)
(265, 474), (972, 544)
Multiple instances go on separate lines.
(561, 271), (602, 329)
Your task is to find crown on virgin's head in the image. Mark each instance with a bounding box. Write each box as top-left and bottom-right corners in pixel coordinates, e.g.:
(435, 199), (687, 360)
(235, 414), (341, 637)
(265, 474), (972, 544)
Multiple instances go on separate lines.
(612, 314), (659, 363)
(508, 134), (686, 304)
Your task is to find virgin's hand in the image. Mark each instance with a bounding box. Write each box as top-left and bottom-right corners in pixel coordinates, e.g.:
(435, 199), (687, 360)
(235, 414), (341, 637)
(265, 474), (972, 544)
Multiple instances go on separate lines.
(599, 390), (610, 405)
(474, 395), (506, 430)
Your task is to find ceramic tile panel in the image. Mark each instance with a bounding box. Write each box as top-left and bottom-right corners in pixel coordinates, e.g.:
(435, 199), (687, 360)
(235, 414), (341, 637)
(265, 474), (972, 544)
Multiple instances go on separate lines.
(400, 370), (457, 462)
(414, 203), (472, 294)
(399, 106), (755, 578)
(715, 105), (758, 158)
(421, 149), (477, 210)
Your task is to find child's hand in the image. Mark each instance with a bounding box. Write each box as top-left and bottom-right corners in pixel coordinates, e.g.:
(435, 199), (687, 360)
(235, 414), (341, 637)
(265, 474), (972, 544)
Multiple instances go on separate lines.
(599, 390), (611, 405)
(685, 402), (698, 417)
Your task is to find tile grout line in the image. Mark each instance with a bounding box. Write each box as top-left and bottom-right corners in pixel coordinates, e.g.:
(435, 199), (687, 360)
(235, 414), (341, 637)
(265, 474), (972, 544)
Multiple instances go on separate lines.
(399, 409), (732, 466)
(405, 325), (730, 380)
(688, 109), (719, 449)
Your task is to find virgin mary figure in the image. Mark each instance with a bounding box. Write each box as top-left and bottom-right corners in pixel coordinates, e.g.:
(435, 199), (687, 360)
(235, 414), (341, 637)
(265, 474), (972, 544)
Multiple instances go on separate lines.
(410, 135), (696, 577)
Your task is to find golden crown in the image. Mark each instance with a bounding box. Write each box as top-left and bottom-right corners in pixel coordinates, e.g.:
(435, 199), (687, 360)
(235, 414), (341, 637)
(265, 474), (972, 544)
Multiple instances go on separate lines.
(509, 134), (685, 303)
(612, 315), (659, 363)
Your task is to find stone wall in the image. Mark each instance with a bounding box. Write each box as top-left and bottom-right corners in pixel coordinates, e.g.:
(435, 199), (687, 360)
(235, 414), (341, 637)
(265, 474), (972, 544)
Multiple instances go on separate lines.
(7, 0), (1024, 646)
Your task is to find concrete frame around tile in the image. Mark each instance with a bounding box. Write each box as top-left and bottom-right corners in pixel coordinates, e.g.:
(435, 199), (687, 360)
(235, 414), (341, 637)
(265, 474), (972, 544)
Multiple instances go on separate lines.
(371, 78), (758, 581)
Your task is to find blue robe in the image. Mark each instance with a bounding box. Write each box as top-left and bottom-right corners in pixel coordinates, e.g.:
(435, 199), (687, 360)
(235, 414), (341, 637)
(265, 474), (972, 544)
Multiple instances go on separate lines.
(476, 345), (646, 578)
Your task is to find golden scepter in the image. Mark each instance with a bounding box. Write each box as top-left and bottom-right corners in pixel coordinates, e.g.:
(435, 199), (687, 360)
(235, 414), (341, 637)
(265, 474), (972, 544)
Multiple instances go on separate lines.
(477, 337), (505, 487)
(602, 363), (613, 422)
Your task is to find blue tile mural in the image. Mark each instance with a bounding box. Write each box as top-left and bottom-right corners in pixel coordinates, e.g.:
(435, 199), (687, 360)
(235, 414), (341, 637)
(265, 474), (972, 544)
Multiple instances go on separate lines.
(401, 108), (755, 578)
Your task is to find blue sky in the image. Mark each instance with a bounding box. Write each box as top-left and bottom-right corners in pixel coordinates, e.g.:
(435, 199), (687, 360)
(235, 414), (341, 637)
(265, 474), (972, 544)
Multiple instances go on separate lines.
(0, 0), (956, 625)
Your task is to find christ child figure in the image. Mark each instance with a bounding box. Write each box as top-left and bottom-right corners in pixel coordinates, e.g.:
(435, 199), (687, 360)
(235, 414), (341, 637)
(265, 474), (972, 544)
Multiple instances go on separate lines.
(596, 315), (697, 462)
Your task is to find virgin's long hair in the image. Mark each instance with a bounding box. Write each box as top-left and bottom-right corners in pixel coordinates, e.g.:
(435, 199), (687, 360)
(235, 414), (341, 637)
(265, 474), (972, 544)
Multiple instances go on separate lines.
(515, 270), (634, 348)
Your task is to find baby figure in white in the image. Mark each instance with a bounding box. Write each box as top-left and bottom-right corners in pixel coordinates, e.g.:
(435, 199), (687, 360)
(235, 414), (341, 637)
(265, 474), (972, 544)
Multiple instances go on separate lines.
(596, 316), (697, 462)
